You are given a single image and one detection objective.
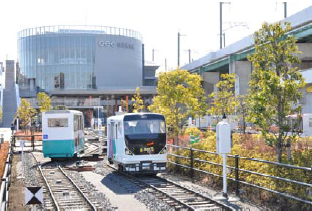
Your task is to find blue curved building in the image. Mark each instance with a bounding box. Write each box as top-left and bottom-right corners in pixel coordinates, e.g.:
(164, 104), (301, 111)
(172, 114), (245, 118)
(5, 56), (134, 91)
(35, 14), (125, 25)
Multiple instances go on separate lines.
(18, 25), (145, 91)
(16, 25), (158, 126)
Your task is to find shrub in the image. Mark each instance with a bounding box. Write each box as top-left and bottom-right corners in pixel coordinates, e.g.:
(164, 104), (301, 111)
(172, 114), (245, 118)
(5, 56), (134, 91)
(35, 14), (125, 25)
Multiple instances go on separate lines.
(168, 134), (312, 209)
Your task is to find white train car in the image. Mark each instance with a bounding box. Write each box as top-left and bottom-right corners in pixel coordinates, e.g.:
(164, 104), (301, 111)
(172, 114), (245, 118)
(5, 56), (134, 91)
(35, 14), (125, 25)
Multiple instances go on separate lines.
(42, 110), (85, 159)
(107, 113), (167, 174)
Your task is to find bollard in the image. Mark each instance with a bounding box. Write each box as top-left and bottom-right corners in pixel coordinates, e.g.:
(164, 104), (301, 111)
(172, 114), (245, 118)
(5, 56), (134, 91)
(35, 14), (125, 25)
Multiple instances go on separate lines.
(235, 154), (240, 196)
(0, 134), (3, 150)
(190, 148), (194, 179)
(31, 135), (35, 151)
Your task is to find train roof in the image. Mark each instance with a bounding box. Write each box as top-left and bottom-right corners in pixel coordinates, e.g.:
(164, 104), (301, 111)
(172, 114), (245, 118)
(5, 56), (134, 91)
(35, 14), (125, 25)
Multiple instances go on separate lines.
(44, 110), (82, 114)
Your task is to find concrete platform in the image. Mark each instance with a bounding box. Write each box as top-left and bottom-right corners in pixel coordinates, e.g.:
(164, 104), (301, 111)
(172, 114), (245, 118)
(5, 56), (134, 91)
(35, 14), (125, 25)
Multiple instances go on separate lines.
(81, 171), (147, 211)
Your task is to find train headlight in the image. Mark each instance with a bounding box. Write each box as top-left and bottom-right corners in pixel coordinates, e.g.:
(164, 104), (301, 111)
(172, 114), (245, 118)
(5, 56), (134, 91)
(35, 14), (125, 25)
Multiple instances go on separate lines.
(125, 147), (134, 155)
(159, 146), (167, 154)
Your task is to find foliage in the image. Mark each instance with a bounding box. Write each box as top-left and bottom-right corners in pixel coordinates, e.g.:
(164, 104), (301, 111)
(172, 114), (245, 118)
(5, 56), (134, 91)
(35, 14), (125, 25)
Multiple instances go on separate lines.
(149, 69), (207, 145)
(37, 92), (51, 113)
(168, 133), (312, 209)
(236, 95), (249, 134)
(247, 22), (306, 162)
(184, 127), (201, 136)
(15, 99), (36, 130)
(132, 87), (145, 113)
(208, 73), (238, 122)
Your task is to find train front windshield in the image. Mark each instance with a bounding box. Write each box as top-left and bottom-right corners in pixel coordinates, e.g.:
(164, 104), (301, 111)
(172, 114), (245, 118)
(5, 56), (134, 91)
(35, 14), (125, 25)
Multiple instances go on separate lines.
(124, 119), (166, 155)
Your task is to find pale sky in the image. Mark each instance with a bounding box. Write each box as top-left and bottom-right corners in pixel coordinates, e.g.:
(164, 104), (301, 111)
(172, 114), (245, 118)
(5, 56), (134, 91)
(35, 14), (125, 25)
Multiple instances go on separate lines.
(0, 0), (311, 71)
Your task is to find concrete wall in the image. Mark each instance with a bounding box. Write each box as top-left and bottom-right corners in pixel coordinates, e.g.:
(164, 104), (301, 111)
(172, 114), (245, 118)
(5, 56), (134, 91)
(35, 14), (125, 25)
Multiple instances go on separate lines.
(202, 72), (220, 95)
(301, 84), (312, 113)
(94, 35), (142, 88)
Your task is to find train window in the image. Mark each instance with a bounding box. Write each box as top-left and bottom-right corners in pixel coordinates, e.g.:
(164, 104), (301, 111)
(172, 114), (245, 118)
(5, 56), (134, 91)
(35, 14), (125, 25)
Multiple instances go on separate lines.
(124, 120), (165, 134)
(80, 115), (83, 130)
(48, 118), (68, 127)
(74, 115), (78, 131)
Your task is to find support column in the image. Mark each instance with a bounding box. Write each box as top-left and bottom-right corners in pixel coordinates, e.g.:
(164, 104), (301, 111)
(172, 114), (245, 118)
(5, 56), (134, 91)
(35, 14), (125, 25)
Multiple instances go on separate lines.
(229, 61), (252, 95)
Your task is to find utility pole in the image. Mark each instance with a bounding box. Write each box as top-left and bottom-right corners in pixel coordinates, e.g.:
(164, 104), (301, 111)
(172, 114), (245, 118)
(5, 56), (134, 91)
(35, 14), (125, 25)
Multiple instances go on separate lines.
(223, 33), (225, 48)
(188, 49), (191, 63)
(178, 32), (180, 67)
(177, 32), (185, 67)
(220, 2), (223, 49)
(152, 49), (157, 62)
(165, 58), (167, 71)
(283, 2), (287, 18)
(220, 2), (231, 49)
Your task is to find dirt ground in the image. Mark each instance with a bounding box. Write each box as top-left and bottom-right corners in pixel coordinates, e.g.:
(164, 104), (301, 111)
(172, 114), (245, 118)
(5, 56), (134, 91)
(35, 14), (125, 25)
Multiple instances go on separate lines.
(8, 153), (26, 211)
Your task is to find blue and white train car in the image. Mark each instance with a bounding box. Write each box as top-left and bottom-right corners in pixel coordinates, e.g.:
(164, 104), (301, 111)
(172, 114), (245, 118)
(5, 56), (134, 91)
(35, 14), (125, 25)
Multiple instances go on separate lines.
(107, 113), (167, 174)
(42, 110), (85, 159)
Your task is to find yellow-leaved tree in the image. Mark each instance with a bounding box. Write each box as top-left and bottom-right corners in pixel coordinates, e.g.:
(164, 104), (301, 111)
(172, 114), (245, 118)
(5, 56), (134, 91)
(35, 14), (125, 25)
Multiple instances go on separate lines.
(208, 73), (238, 123)
(37, 92), (51, 113)
(149, 69), (207, 145)
(15, 99), (36, 131)
(132, 87), (145, 113)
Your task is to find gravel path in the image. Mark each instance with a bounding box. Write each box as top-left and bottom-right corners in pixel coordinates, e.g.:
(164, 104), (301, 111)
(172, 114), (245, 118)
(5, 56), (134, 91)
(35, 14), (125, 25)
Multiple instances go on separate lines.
(93, 160), (174, 211)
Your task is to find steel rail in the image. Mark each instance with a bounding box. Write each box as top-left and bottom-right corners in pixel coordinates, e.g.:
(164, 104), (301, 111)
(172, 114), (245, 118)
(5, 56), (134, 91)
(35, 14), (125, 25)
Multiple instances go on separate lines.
(58, 166), (97, 211)
(107, 163), (233, 210)
(38, 165), (60, 211)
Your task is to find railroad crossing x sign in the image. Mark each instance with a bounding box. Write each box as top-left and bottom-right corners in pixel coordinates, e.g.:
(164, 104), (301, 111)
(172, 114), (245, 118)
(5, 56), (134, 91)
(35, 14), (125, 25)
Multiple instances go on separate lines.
(25, 187), (43, 205)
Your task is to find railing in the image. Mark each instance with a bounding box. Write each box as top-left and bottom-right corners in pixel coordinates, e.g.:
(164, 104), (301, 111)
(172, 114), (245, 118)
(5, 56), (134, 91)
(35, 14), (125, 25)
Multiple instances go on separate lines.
(13, 134), (43, 151)
(0, 141), (12, 210)
(167, 144), (312, 207)
(26, 97), (101, 107)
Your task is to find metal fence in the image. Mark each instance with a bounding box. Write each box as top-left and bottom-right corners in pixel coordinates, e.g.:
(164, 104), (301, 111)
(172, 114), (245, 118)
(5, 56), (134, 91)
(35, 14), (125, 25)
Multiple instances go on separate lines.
(0, 142), (12, 210)
(167, 144), (312, 206)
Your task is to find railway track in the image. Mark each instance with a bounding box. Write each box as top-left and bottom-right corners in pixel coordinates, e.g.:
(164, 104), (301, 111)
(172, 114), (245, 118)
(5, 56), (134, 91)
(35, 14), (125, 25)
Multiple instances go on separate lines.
(84, 142), (101, 156)
(38, 164), (97, 210)
(107, 164), (234, 210)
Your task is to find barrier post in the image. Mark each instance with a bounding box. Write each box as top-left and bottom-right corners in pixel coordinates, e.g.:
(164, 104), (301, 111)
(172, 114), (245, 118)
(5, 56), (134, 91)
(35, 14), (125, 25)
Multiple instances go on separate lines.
(190, 148), (194, 179)
(31, 135), (35, 151)
(235, 154), (239, 196)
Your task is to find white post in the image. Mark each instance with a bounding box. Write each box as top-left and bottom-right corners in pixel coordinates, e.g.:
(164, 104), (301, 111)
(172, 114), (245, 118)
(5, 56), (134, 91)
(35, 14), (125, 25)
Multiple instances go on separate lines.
(222, 153), (227, 198)
(21, 141), (24, 178)
(98, 106), (100, 130)
(17, 118), (19, 131)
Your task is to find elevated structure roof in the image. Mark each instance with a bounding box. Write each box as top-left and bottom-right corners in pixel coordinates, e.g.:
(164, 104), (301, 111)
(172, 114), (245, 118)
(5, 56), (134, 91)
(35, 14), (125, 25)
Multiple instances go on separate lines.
(182, 6), (312, 74)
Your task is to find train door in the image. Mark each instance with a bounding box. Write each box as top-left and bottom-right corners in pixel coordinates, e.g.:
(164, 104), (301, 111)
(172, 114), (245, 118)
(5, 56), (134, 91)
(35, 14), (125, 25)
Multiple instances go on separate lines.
(115, 121), (123, 160)
(74, 114), (79, 151)
(108, 121), (115, 159)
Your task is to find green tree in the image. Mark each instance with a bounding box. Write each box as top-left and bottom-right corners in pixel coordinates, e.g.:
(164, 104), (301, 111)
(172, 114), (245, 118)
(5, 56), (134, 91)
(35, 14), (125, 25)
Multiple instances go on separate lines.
(236, 95), (249, 134)
(208, 73), (238, 123)
(132, 87), (145, 113)
(148, 69), (207, 145)
(37, 92), (51, 113)
(247, 22), (306, 163)
(15, 99), (36, 131)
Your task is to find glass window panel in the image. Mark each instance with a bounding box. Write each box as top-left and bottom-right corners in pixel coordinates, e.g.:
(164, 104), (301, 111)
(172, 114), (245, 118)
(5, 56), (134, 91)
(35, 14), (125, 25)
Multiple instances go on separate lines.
(48, 118), (68, 127)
